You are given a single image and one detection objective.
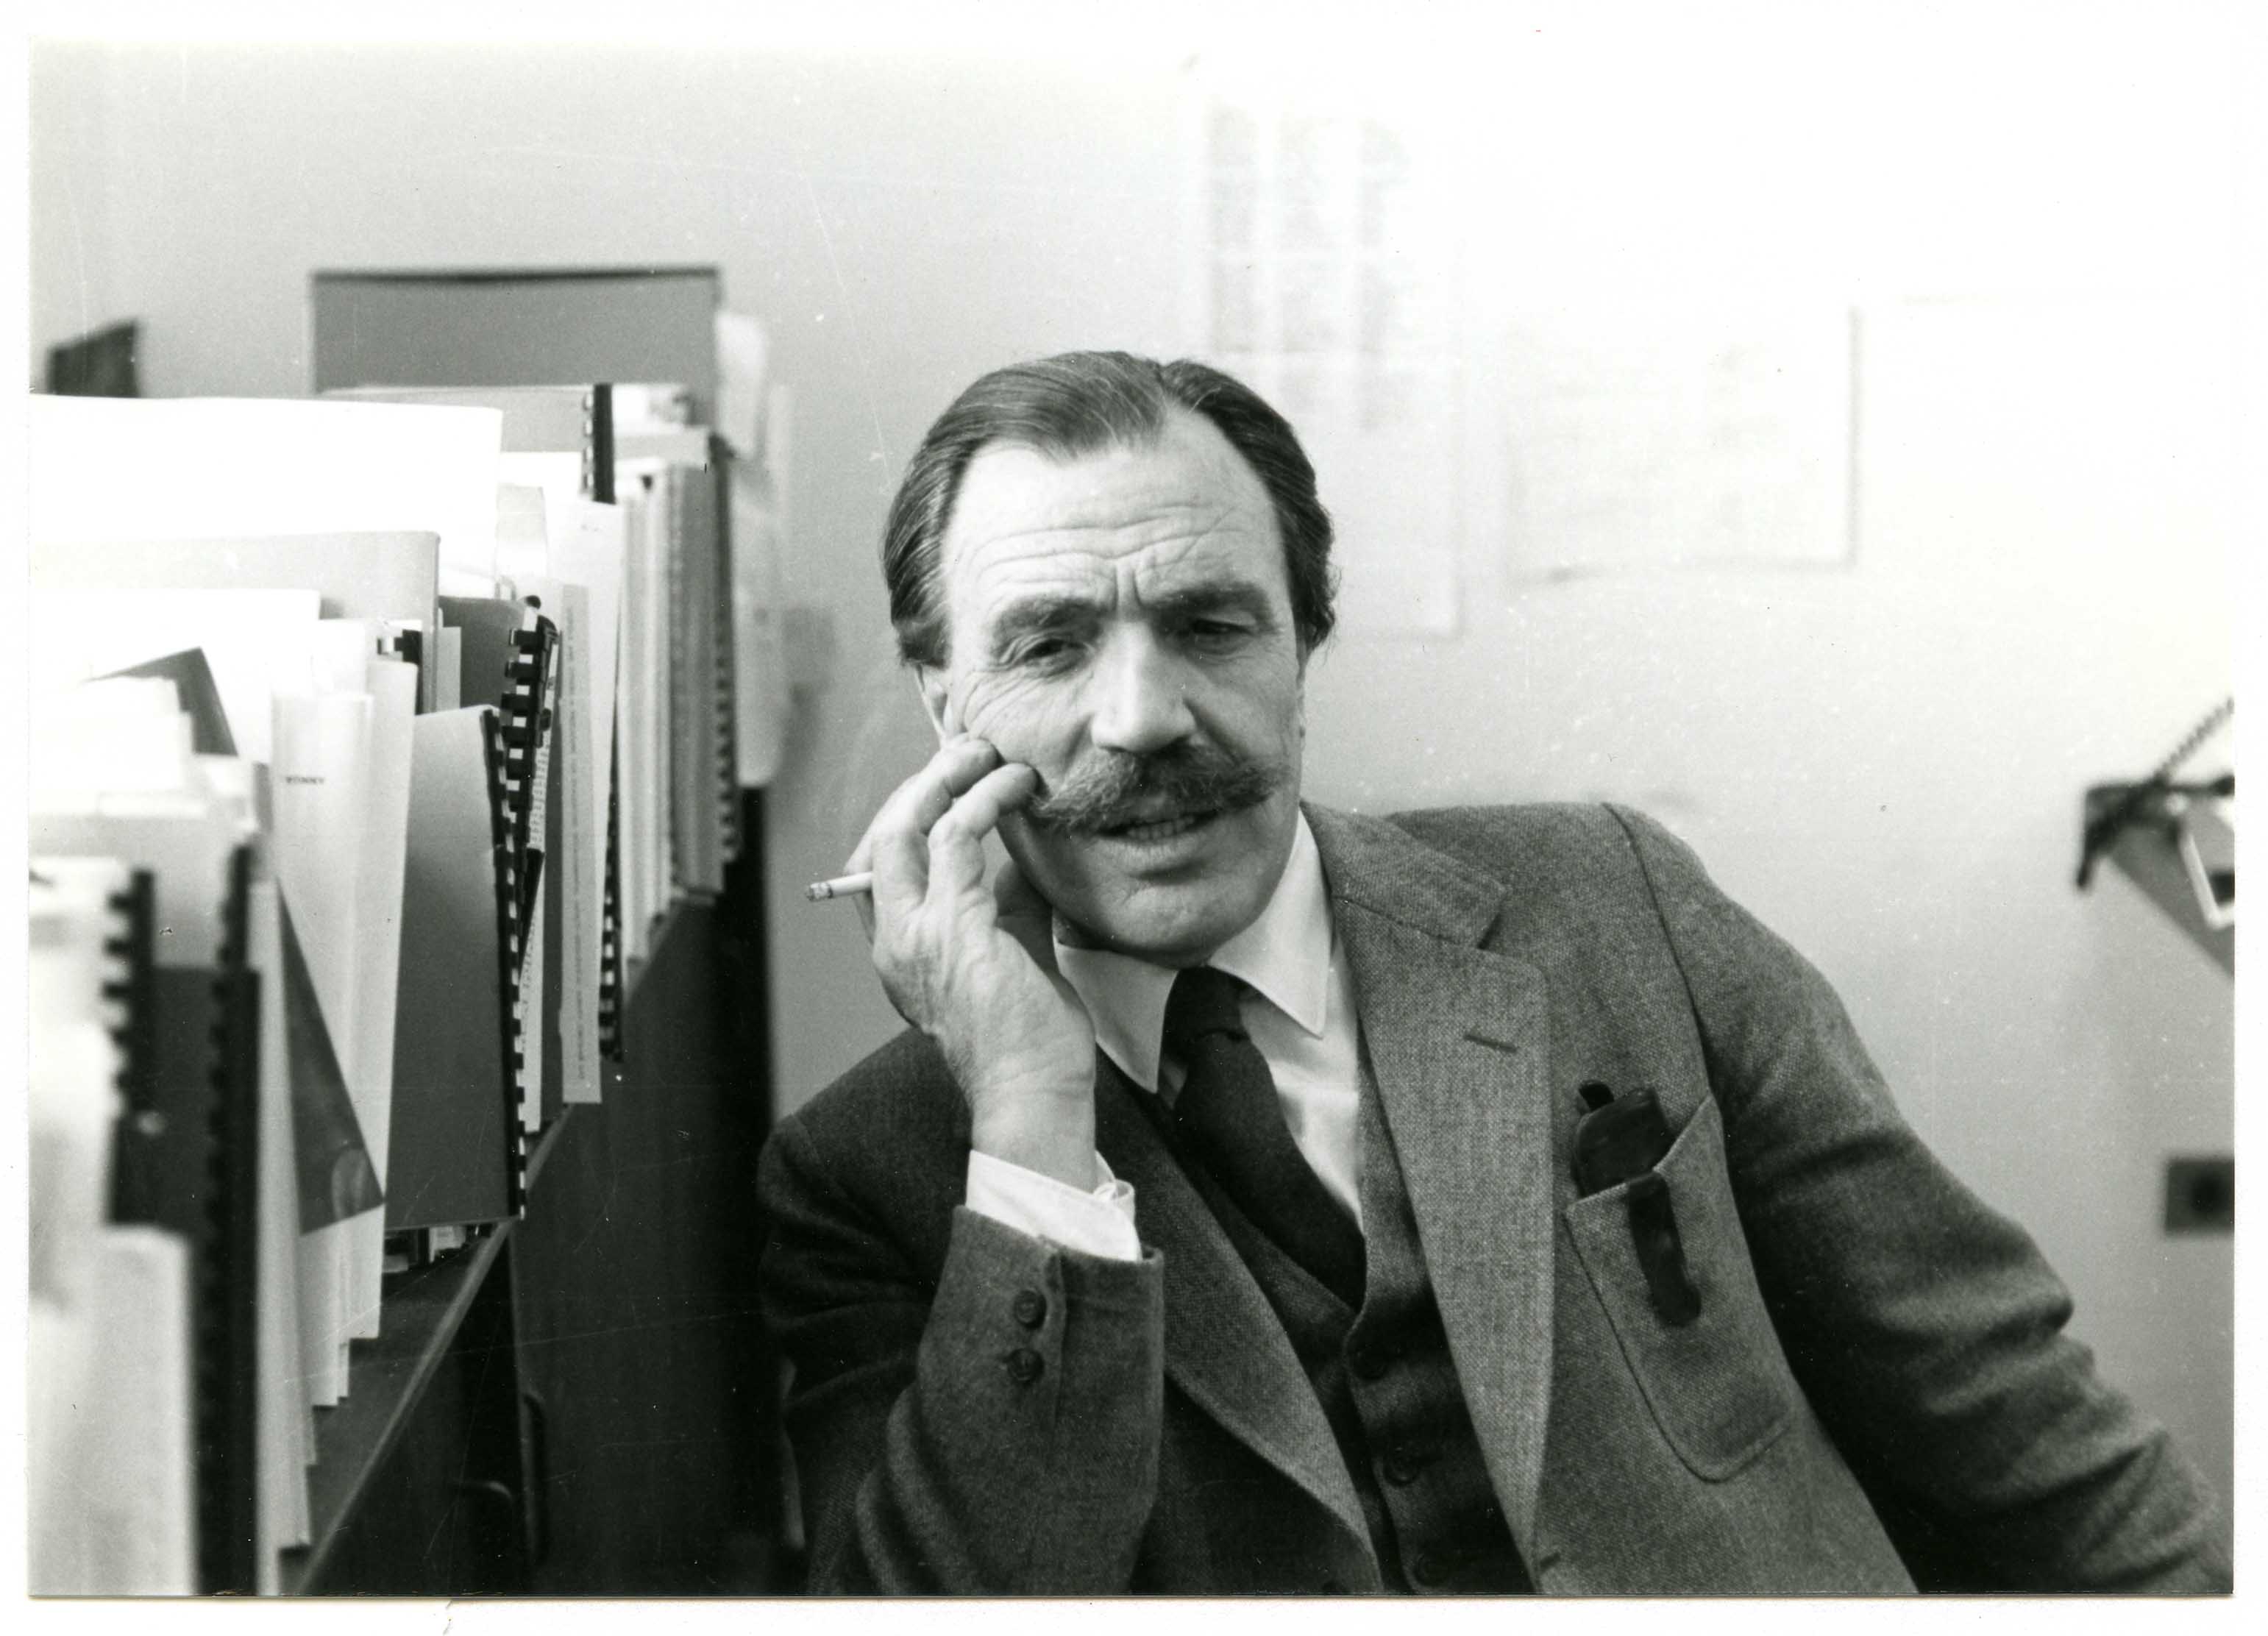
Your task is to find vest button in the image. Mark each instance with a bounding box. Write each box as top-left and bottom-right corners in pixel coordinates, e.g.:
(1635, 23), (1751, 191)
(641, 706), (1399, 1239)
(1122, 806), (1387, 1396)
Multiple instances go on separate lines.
(1349, 1345), (1390, 1381)
(1004, 1348), (1044, 1385)
(1412, 1549), (1451, 1586)
(1318, 1576), (1347, 1595)
(1011, 1290), (1048, 1329)
(1382, 1448), (1429, 1486)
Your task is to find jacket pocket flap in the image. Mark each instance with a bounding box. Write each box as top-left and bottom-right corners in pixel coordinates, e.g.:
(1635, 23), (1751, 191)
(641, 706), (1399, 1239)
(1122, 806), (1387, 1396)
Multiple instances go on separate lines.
(1564, 1098), (1796, 1480)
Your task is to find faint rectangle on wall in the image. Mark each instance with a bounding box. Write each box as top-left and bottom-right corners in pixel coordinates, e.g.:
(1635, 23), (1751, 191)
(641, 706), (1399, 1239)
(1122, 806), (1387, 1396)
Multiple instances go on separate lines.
(1502, 304), (1856, 580)
(311, 268), (721, 422)
(1192, 95), (1463, 637)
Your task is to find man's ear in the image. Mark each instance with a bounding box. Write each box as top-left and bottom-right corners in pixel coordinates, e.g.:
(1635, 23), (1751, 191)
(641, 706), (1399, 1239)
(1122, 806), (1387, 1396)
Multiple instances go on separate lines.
(914, 666), (955, 742)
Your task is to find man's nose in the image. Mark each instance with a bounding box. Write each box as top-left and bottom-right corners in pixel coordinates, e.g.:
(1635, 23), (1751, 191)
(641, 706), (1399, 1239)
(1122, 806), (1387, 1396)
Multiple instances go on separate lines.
(1087, 630), (1195, 755)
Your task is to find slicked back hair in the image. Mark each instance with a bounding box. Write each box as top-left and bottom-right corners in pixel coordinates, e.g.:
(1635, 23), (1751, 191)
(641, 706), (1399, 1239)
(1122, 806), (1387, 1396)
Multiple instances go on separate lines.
(881, 351), (1337, 668)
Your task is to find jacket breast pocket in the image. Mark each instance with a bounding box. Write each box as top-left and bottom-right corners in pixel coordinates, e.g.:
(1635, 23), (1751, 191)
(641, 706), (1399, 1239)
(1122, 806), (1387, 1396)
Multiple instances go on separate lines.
(1563, 1098), (1796, 1480)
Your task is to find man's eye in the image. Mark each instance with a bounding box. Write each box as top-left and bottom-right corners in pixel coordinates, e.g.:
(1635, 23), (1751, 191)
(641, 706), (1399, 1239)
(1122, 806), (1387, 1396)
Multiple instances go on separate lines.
(1011, 639), (1076, 667)
(1187, 620), (1252, 645)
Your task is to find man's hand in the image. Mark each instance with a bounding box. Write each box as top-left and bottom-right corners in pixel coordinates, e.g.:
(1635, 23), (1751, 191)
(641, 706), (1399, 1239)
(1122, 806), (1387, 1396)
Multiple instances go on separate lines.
(845, 737), (1098, 1188)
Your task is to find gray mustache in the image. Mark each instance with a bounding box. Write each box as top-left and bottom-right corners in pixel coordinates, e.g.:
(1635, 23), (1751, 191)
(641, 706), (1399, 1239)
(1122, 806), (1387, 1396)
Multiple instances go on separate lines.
(1023, 743), (1281, 834)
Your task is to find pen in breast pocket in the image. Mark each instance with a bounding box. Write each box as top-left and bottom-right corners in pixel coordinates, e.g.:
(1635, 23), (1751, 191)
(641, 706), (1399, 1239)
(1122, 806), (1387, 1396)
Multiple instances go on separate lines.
(806, 871), (875, 903)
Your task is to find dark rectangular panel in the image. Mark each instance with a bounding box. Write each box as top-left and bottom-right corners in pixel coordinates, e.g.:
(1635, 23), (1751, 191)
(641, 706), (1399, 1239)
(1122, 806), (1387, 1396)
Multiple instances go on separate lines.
(311, 269), (719, 422)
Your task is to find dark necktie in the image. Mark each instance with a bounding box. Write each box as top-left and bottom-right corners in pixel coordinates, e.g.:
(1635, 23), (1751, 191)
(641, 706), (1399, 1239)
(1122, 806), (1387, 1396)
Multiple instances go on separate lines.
(1162, 967), (1365, 1306)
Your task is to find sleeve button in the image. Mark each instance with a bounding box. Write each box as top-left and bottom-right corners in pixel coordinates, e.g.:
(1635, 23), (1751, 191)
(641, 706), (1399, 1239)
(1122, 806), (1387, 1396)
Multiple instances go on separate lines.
(1005, 1347), (1045, 1385)
(1011, 1289), (1048, 1329)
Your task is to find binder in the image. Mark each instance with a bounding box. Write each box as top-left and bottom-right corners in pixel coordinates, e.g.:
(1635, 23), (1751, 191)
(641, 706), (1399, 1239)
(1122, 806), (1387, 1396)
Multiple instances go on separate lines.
(540, 498), (628, 1069)
(202, 845), (263, 1596)
(440, 595), (562, 1141)
(27, 858), (175, 1595)
(522, 575), (601, 1106)
(602, 735), (626, 1065)
(385, 707), (516, 1231)
(483, 708), (533, 1214)
(79, 837), (262, 1593)
(709, 444), (742, 865)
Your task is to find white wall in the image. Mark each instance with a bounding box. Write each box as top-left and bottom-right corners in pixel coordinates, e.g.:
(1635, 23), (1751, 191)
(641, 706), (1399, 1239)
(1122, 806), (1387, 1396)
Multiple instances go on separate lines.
(30, 15), (2238, 1523)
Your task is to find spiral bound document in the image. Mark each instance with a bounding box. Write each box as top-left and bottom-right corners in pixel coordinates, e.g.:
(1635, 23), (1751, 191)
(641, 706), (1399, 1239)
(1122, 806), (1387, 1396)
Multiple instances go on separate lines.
(600, 735), (625, 1065)
(439, 594), (562, 1166)
(503, 605), (561, 1142)
(482, 708), (530, 1215)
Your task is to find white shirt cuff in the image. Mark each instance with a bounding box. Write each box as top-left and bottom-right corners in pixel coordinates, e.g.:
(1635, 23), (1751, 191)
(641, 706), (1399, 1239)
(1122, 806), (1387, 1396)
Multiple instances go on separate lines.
(965, 1150), (1140, 1261)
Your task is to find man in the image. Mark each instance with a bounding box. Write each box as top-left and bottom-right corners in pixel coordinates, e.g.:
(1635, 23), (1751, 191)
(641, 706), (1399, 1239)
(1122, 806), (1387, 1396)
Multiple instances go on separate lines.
(756, 351), (2228, 1595)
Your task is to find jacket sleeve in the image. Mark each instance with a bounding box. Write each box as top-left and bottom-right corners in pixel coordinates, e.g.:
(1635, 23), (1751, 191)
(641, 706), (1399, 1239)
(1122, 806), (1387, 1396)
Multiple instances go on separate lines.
(1608, 805), (2230, 1593)
(756, 1113), (1166, 1593)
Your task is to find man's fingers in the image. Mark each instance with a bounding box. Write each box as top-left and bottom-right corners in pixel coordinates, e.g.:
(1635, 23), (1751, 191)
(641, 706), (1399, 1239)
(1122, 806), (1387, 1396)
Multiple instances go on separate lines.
(840, 836), (878, 941)
(872, 737), (1003, 844)
(863, 738), (1003, 911)
(926, 763), (1039, 896)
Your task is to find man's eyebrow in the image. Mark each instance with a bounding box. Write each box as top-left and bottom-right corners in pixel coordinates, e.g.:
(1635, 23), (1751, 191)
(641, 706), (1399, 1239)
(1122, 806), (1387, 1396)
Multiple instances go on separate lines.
(1145, 580), (1279, 626)
(986, 594), (1103, 658)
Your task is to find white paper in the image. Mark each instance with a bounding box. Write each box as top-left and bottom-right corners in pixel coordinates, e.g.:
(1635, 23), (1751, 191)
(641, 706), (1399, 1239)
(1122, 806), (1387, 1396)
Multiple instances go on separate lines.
(1501, 303), (1856, 577)
(31, 677), (198, 805)
(616, 480), (653, 962)
(29, 394), (504, 588)
(1194, 96), (1465, 635)
(343, 658), (419, 1337)
(731, 384), (791, 788)
(272, 691), (374, 1408)
(32, 1227), (198, 1594)
(248, 879), (312, 1584)
(496, 482), (555, 590)
(30, 586), (324, 764)
(28, 861), (132, 1595)
(544, 497), (626, 934)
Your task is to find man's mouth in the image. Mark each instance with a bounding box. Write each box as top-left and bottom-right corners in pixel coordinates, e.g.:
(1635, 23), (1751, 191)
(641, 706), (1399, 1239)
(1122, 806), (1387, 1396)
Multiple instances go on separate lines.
(1099, 807), (1219, 843)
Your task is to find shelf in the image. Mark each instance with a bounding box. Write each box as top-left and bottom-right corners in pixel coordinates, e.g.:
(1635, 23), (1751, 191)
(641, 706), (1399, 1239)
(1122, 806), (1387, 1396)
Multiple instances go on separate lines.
(273, 886), (740, 1593)
(280, 1224), (511, 1593)
(279, 1115), (572, 1593)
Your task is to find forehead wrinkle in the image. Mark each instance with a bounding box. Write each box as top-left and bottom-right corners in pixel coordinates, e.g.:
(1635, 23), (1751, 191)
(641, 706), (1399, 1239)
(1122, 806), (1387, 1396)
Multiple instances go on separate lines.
(956, 511), (1241, 615)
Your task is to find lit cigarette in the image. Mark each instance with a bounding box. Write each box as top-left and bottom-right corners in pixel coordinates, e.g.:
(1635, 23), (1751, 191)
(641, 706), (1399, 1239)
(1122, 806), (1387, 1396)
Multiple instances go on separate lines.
(806, 871), (875, 903)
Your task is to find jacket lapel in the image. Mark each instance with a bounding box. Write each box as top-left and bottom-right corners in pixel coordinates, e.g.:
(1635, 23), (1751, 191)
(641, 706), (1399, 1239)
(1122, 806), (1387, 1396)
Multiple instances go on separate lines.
(1092, 1055), (1373, 1557)
(1306, 804), (1559, 1553)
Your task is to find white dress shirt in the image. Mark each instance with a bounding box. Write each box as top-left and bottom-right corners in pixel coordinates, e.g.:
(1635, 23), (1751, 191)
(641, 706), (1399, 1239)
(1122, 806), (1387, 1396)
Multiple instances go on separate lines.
(964, 813), (1365, 1261)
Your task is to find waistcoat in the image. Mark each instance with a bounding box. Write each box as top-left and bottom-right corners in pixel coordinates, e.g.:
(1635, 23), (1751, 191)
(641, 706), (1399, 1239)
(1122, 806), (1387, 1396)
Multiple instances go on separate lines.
(1157, 1051), (1533, 1594)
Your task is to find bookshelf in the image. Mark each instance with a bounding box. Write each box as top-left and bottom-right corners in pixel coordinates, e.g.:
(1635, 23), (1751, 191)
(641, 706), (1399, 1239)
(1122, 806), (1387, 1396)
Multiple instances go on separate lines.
(28, 274), (789, 1596)
(281, 820), (778, 1595)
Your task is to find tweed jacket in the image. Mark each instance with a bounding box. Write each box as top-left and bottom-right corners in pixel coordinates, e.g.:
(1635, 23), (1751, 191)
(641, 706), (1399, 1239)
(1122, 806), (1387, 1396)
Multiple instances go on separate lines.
(756, 803), (2228, 1594)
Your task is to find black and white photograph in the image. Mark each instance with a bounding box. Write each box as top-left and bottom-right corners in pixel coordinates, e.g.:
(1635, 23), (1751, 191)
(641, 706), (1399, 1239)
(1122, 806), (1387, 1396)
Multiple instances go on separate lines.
(18, 0), (2251, 1609)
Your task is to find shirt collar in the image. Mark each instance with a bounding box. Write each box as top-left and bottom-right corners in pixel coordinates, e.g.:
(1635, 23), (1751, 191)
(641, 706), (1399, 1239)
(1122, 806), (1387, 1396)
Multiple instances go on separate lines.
(1053, 811), (1334, 1093)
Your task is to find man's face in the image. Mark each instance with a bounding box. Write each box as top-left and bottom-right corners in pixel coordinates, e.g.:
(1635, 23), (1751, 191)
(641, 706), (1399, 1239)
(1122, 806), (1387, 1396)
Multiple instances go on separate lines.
(922, 409), (1307, 966)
